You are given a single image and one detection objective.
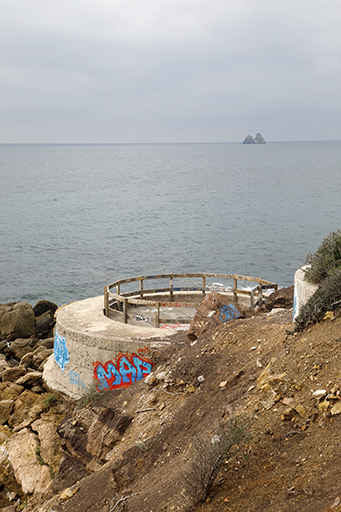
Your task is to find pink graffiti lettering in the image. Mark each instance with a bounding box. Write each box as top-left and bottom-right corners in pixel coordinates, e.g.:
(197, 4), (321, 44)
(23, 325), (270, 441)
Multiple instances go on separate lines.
(93, 352), (153, 391)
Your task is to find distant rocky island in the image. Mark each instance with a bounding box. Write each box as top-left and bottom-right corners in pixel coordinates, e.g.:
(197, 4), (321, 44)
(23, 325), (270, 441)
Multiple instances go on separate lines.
(242, 133), (266, 144)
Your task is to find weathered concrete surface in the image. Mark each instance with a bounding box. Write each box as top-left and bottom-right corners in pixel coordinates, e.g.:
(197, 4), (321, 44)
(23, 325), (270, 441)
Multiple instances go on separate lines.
(293, 267), (319, 319)
(43, 296), (180, 400)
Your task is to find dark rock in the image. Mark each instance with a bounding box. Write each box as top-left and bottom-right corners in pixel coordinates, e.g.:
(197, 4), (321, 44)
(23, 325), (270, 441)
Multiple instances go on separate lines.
(35, 310), (55, 337)
(242, 135), (255, 144)
(97, 407), (132, 433)
(51, 458), (90, 493)
(0, 302), (36, 341)
(187, 291), (244, 341)
(264, 285), (294, 311)
(33, 299), (58, 317)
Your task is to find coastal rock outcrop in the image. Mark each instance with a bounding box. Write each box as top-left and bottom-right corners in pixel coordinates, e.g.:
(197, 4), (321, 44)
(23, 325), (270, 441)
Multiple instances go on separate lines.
(242, 133), (266, 144)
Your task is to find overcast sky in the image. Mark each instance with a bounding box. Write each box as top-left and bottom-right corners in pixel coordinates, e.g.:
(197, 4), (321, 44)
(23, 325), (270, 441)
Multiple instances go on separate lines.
(0, 0), (340, 143)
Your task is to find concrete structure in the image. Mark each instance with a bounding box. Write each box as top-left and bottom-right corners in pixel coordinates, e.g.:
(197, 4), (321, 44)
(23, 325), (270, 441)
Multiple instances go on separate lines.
(43, 296), (181, 400)
(293, 266), (318, 319)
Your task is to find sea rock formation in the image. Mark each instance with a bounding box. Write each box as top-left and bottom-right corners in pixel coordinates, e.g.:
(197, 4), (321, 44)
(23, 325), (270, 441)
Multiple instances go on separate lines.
(242, 133), (266, 144)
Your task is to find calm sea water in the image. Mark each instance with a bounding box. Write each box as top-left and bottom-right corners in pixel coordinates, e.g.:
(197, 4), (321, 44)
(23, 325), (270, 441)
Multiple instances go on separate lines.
(1, 141), (340, 306)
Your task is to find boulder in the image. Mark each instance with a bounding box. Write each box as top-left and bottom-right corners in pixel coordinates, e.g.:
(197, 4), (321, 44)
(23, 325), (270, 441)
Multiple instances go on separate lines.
(7, 337), (37, 360)
(0, 400), (14, 425)
(0, 382), (24, 401)
(0, 302), (36, 341)
(6, 428), (52, 494)
(86, 409), (132, 461)
(33, 300), (58, 318)
(31, 418), (64, 474)
(264, 285), (294, 311)
(8, 389), (40, 428)
(35, 310), (55, 337)
(1, 366), (27, 383)
(187, 291), (244, 341)
(15, 371), (43, 388)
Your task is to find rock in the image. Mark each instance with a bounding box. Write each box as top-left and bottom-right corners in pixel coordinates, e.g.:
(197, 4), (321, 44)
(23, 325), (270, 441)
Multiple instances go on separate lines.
(254, 132), (266, 144)
(264, 286), (294, 311)
(0, 302), (36, 341)
(187, 291), (244, 341)
(1, 366), (27, 383)
(87, 409), (132, 461)
(15, 371), (43, 388)
(330, 402), (341, 416)
(257, 358), (286, 392)
(37, 337), (54, 350)
(51, 458), (90, 493)
(8, 389), (41, 428)
(295, 404), (307, 418)
(242, 135), (255, 144)
(0, 353), (9, 372)
(7, 337), (37, 360)
(31, 419), (64, 473)
(35, 310), (55, 337)
(0, 400), (14, 425)
(33, 346), (53, 371)
(281, 407), (296, 421)
(318, 400), (330, 414)
(33, 300), (58, 318)
(6, 428), (52, 494)
(0, 382), (24, 401)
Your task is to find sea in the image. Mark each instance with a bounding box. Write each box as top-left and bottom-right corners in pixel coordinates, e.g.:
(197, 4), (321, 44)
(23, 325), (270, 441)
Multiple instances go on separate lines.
(1, 141), (340, 307)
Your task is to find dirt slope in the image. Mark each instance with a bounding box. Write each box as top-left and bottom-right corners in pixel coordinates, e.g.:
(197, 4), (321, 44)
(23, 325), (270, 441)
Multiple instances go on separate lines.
(24, 308), (341, 512)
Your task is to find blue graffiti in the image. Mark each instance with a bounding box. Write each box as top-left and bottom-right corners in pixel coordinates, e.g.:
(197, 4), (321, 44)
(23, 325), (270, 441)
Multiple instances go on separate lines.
(218, 304), (242, 322)
(54, 331), (70, 372)
(68, 370), (86, 390)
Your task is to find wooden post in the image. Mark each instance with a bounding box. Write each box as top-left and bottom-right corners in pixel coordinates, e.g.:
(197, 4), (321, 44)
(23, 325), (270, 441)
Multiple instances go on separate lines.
(123, 298), (128, 323)
(233, 278), (238, 303)
(104, 286), (109, 317)
(250, 290), (254, 311)
(202, 276), (206, 297)
(139, 278), (144, 299)
(258, 283), (263, 308)
(170, 277), (173, 302)
(155, 303), (160, 328)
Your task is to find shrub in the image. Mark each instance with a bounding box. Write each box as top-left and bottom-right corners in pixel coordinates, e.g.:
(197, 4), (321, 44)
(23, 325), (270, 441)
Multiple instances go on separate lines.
(295, 269), (341, 330)
(41, 393), (60, 411)
(304, 229), (341, 284)
(179, 415), (253, 506)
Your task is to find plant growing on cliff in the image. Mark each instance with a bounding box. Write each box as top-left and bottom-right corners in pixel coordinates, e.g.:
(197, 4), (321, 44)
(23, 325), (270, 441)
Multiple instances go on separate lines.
(42, 393), (60, 411)
(295, 229), (341, 330)
(304, 228), (341, 284)
(179, 414), (253, 506)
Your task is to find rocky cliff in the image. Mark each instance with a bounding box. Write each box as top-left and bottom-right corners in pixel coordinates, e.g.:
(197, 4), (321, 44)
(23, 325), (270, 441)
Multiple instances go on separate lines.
(242, 132), (266, 144)
(2, 292), (341, 512)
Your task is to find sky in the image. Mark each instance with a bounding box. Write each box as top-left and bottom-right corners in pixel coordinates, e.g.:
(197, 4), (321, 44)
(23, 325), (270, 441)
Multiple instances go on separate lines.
(0, 0), (341, 143)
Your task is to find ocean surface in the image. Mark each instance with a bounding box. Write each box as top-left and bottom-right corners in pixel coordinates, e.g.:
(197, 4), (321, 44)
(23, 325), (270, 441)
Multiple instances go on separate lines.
(1, 141), (340, 307)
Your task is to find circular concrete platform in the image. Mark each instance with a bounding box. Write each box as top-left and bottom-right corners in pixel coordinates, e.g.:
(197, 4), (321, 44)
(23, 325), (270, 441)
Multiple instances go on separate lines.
(43, 296), (181, 399)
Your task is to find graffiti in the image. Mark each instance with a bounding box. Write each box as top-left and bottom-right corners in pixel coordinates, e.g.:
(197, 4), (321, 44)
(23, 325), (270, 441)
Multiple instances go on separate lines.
(54, 331), (70, 372)
(218, 303), (242, 322)
(133, 315), (151, 322)
(93, 349), (153, 391)
(68, 370), (86, 391)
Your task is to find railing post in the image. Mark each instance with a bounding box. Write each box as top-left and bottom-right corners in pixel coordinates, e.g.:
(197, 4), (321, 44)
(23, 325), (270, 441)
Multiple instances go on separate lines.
(202, 276), (206, 297)
(258, 283), (263, 308)
(233, 278), (238, 303)
(250, 290), (255, 311)
(123, 298), (128, 323)
(170, 277), (173, 302)
(155, 302), (160, 328)
(104, 286), (109, 317)
(139, 278), (144, 299)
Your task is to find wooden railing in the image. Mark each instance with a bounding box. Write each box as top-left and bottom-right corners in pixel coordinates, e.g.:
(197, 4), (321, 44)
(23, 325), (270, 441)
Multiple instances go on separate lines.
(104, 273), (277, 327)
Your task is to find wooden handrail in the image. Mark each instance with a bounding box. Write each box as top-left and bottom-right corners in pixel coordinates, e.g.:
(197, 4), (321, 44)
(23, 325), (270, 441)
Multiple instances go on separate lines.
(104, 272), (277, 326)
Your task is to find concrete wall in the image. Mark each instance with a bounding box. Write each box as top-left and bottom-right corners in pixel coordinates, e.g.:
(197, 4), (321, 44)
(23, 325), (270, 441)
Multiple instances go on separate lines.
(293, 266), (318, 320)
(43, 296), (177, 400)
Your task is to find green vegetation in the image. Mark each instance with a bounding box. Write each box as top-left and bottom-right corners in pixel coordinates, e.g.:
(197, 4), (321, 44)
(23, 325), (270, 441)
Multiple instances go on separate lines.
(295, 229), (341, 330)
(35, 446), (44, 465)
(304, 228), (341, 284)
(41, 393), (60, 411)
(75, 382), (106, 410)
